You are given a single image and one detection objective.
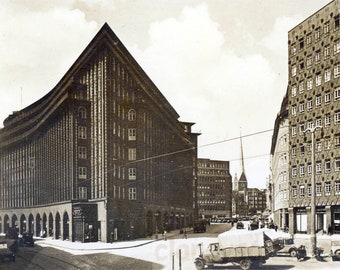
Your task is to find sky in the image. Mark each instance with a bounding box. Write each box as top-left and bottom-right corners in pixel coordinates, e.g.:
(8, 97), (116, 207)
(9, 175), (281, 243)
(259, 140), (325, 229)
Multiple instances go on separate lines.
(0, 0), (332, 189)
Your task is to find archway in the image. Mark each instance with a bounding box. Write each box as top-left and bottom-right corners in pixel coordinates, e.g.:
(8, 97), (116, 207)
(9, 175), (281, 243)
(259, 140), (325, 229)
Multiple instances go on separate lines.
(48, 213), (54, 237)
(63, 212), (70, 240)
(55, 212), (61, 239)
(4, 215), (10, 233)
(43, 213), (47, 236)
(36, 214), (41, 237)
(20, 214), (27, 234)
(11, 214), (18, 230)
(28, 214), (34, 234)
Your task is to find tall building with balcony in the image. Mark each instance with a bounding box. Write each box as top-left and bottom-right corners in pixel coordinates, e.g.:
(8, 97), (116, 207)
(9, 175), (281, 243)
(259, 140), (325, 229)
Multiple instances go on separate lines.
(287, 0), (340, 234)
(197, 158), (232, 218)
(0, 23), (199, 242)
(270, 92), (290, 229)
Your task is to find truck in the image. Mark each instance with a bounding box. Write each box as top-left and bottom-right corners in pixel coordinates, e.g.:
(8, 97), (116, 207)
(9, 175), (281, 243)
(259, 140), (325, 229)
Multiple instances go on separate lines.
(194, 229), (275, 270)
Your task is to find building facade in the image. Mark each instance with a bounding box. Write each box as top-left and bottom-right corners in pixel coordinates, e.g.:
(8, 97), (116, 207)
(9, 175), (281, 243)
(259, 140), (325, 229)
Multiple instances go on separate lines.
(287, 0), (340, 234)
(196, 158), (232, 218)
(270, 93), (290, 230)
(247, 188), (267, 216)
(0, 24), (199, 242)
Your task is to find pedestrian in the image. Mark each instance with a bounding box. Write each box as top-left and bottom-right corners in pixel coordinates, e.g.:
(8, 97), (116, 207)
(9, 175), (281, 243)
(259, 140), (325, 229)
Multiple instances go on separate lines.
(163, 230), (167, 241)
(328, 224), (332, 235)
(110, 231), (114, 243)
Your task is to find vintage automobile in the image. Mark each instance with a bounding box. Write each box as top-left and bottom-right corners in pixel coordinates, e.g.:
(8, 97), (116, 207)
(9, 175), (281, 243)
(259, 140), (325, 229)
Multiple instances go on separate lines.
(194, 229), (275, 270)
(330, 240), (340, 261)
(0, 229), (19, 262)
(236, 221), (244, 229)
(19, 232), (35, 247)
(193, 219), (207, 233)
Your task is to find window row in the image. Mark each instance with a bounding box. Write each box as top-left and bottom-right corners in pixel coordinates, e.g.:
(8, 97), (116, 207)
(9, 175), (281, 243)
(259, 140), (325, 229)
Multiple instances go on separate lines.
(291, 16), (339, 54)
(291, 158), (340, 178)
(291, 62), (340, 80)
(292, 181), (340, 199)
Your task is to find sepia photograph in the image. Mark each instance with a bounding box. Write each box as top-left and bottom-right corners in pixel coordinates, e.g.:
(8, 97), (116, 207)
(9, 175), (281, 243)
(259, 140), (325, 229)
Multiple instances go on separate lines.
(0, 0), (340, 269)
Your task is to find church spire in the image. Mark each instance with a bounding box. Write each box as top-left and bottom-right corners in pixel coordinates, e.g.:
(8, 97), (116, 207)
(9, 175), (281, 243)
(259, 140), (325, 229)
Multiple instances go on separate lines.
(240, 129), (246, 176)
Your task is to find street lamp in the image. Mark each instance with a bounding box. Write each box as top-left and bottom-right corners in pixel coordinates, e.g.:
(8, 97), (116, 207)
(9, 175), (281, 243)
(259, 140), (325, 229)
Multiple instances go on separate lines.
(304, 125), (322, 257)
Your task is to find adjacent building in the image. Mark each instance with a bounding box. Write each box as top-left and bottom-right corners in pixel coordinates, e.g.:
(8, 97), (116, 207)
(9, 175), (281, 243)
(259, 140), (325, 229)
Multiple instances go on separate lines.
(0, 23), (199, 242)
(270, 92), (290, 230)
(286, 0), (340, 234)
(196, 158), (232, 218)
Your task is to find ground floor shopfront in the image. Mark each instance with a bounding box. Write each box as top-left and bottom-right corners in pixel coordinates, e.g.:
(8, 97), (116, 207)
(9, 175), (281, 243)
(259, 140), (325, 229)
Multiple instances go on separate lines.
(0, 200), (194, 243)
(287, 205), (340, 235)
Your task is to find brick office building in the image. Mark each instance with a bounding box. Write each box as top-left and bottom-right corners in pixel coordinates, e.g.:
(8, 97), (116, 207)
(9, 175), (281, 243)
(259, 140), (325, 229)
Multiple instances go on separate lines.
(0, 23), (199, 242)
(287, 0), (340, 234)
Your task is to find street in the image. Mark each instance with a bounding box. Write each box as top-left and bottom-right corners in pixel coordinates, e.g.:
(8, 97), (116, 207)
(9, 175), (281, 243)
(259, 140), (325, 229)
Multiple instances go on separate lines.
(1, 223), (340, 269)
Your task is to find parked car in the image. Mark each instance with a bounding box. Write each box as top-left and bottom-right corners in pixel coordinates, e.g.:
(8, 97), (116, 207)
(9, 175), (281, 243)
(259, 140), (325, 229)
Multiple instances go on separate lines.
(193, 220), (207, 233)
(236, 221), (244, 229)
(19, 232), (34, 247)
(276, 237), (299, 257)
(330, 240), (340, 261)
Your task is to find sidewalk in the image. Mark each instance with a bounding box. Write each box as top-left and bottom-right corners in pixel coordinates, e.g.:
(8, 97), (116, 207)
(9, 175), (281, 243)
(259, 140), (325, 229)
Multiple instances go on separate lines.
(35, 229), (183, 251)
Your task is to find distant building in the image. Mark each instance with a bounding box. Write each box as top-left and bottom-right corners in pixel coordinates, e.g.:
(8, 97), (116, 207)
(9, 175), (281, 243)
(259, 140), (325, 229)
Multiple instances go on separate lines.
(197, 158), (232, 218)
(247, 188), (267, 215)
(285, 0), (340, 234)
(0, 23), (199, 242)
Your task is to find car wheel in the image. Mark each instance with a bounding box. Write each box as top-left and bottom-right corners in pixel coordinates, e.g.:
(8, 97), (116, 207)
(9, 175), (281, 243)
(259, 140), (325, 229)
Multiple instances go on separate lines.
(290, 248), (297, 257)
(239, 259), (251, 270)
(195, 258), (205, 270)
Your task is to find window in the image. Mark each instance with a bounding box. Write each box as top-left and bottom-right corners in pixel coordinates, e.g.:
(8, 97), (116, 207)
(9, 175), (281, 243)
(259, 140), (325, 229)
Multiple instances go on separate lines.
(79, 187), (87, 200)
(335, 111), (340, 124)
(307, 163), (312, 174)
(128, 148), (136, 160)
(300, 164), (305, 176)
(291, 85), (297, 97)
(324, 45), (330, 59)
(79, 167), (87, 179)
(325, 91), (331, 104)
(299, 81), (304, 93)
(325, 114), (331, 126)
(335, 181), (340, 195)
(307, 120), (314, 129)
(128, 188), (137, 200)
(299, 37), (304, 49)
(335, 63), (340, 78)
(325, 159), (331, 173)
(128, 168), (136, 180)
(128, 109), (136, 121)
(292, 186), (297, 198)
(316, 183), (322, 196)
(78, 107), (87, 119)
(292, 145), (296, 157)
(307, 99), (313, 110)
(78, 126), (87, 139)
(316, 161), (322, 174)
(315, 50), (321, 63)
(291, 45), (297, 55)
(292, 65), (297, 77)
(325, 69), (331, 82)
(292, 166), (297, 178)
(128, 128), (136, 141)
(315, 27), (321, 41)
(315, 73), (322, 86)
(335, 39), (340, 55)
(306, 55), (312, 68)
(78, 146), (87, 159)
(308, 184), (312, 197)
(335, 158), (340, 171)
(336, 135), (340, 147)
(299, 102), (305, 113)
(316, 117), (322, 127)
(291, 105), (296, 116)
(300, 143), (305, 156)
(325, 138), (331, 150)
(335, 87), (340, 100)
(307, 77), (313, 90)
(316, 140), (322, 153)
(299, 123), (305, 135)
(300, 185), (305, 198)
(335, 14), (340, 29)
(316, 95), (322, 106)
(325, 182), (331, 196)
(292, 125), (297, 137)
(299, 60), (304, 70)
(306, 33), (312, 45)
(324, 21), (330, 35)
